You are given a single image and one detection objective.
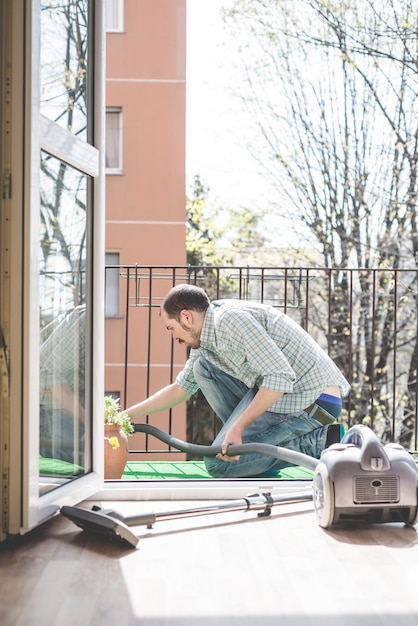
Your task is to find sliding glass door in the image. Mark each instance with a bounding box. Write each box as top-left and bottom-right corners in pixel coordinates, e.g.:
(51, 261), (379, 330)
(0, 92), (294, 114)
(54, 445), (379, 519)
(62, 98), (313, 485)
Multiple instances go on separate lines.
(1, 0), (105, 535)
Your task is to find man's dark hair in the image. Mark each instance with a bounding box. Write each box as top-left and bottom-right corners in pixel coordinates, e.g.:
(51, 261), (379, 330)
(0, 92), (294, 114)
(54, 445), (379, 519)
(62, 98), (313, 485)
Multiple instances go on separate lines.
(161, 284), (210, 321)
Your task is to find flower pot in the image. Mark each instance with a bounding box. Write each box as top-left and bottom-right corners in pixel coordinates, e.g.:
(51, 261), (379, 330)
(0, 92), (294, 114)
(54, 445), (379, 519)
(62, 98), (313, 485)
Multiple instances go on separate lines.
(104, 424), (129, 479)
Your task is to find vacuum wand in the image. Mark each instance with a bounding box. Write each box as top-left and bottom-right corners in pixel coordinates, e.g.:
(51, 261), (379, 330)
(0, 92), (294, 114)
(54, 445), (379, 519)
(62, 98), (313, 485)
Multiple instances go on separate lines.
(113, 490), (312, 527)
(61, 490), (313, 549)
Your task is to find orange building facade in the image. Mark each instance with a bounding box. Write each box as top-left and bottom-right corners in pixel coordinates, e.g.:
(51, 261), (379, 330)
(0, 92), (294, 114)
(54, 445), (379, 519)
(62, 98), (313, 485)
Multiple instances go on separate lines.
(104, 0), (188, 449)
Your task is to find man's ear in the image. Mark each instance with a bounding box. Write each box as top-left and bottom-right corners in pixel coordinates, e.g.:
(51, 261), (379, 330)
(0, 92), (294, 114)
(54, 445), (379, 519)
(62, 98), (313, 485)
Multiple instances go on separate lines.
(180, 309), (193, 326)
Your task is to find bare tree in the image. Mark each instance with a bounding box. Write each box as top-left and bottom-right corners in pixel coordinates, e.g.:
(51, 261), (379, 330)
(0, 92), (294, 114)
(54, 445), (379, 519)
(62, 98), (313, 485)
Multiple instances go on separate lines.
(223, 0), (418, 442)
(39, 0), (88, 321)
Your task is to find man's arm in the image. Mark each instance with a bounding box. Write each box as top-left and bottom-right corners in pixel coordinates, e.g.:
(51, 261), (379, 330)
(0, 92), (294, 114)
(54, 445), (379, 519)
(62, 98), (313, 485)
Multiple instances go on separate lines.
(220, 387), (284, 459)
(125, 383), (190, 422)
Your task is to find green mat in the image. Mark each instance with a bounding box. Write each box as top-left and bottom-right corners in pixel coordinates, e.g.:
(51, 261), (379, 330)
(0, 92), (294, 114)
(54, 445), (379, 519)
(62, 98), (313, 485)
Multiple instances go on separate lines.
(122, 460), (314, 480)
(38, 457), (315, 480)
(39, 456), (84, 477)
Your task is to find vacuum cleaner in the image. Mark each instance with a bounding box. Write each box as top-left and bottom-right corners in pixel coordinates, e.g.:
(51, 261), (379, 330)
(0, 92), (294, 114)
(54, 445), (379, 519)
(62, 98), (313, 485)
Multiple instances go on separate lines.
(61, 424), (418, 548)
(313, 424), (418, 528)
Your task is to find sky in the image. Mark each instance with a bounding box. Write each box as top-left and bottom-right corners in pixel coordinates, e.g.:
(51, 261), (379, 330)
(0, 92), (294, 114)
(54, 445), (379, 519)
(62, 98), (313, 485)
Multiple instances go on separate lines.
(185, 1), (313, 248)
(185, 0), (268, 209)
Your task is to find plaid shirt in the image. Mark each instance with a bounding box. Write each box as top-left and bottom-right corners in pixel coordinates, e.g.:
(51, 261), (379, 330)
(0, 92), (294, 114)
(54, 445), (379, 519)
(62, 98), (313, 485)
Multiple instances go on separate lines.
(176, 300), (350, 414)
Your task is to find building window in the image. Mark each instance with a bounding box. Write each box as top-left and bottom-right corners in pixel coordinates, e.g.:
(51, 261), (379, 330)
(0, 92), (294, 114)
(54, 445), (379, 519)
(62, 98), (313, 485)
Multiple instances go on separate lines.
(105, 0), (124, 32)
(105, 108), (123, 173)
(105, 252), (120, 317)
(104, 391), (120, 401)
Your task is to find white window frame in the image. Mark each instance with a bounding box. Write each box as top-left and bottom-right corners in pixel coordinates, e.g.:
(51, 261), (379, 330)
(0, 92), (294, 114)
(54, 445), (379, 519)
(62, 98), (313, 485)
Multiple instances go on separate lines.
(105, 0), (124, 33)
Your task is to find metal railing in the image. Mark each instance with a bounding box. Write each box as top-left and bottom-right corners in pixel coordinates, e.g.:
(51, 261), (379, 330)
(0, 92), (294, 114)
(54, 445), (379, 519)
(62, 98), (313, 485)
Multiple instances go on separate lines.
(105, 265), (418, 456)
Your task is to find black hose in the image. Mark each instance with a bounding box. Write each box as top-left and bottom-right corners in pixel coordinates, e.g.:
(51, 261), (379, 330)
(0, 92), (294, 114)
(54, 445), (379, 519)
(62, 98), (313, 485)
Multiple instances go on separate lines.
(133, 423), (318, 471)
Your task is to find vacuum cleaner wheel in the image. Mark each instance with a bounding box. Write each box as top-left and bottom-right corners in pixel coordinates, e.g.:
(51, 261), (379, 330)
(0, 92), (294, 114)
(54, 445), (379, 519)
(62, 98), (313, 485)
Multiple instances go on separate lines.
(313, 462), (335, 528)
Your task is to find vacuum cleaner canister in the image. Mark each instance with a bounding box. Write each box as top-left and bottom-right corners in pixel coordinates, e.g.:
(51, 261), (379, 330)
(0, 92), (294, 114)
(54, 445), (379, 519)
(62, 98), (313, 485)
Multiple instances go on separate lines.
(313, 424), (418, 528)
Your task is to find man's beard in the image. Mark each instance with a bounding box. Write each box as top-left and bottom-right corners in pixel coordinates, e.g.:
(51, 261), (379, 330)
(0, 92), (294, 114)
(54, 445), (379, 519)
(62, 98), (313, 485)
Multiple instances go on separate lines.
(179, 324), (201, 349)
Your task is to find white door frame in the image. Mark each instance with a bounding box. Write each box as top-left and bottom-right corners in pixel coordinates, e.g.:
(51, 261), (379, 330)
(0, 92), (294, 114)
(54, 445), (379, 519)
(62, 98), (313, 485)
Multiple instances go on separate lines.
(2, 0), (105, 536)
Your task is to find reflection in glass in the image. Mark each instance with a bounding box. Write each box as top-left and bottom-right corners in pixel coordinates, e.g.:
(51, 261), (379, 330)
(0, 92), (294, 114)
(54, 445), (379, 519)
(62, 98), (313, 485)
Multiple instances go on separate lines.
(40, 0), (88, 139)
(39, 151), (90, 492)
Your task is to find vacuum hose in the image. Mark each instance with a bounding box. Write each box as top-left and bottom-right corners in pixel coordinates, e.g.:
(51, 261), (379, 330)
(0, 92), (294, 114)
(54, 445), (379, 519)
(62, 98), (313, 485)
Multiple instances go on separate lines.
(133, 423), (319, 472)
(60, 424), (320, 549)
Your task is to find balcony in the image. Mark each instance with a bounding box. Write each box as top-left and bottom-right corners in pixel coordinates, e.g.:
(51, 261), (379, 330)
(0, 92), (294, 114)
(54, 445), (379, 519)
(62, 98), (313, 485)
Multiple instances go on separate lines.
(104, 264), (418, 479)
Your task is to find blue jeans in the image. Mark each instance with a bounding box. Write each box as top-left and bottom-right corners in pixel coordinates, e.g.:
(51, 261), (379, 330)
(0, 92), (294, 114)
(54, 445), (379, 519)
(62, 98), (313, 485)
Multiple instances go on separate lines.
(193, 356), (330, 478)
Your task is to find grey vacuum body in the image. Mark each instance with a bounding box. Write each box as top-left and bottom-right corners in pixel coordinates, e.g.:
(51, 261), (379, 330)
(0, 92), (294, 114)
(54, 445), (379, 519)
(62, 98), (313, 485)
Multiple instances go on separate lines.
(313, 424), (418, 528)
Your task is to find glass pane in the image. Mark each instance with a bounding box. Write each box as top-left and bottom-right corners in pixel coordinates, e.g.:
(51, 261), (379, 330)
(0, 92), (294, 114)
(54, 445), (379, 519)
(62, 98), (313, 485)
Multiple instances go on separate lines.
(40, 0), (88, 140)
(105, 252), (120, 317)
(105, 109), (122, 170)
(39, 151), (90, 494)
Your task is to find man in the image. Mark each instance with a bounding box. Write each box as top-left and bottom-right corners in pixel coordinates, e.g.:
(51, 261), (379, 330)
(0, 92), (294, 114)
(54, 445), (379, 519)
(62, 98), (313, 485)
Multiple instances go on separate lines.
(126, 284), (350, 478)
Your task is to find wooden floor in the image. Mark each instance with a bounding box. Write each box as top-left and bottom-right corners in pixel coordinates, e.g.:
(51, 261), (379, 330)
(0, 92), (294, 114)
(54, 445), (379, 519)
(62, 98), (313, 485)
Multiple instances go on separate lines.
(1, 497), (418, 626)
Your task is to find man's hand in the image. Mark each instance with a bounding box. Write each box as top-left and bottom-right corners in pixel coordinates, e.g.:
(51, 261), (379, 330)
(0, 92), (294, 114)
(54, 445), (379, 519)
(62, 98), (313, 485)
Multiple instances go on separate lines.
(217, 423), (243, 462)
(216, 387), (284, 463)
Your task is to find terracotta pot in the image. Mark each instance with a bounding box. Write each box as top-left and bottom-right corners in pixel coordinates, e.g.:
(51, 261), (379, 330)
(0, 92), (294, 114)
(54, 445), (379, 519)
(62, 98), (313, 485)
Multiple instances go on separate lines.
(104, 424), (129, 479)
